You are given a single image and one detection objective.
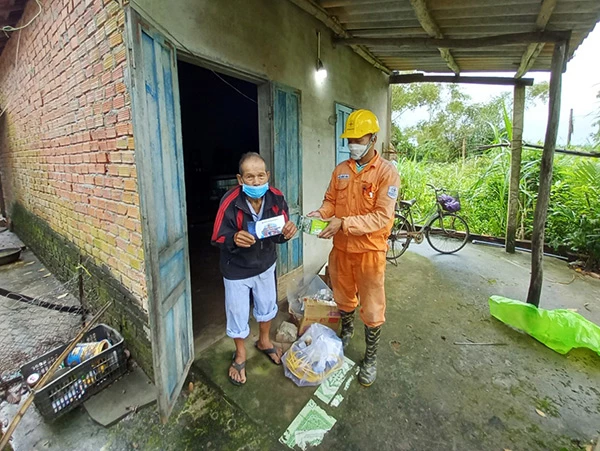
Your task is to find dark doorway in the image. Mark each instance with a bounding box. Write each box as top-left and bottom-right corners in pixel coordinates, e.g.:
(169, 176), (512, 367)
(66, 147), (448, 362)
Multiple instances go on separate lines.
(178, 60), (259, 353)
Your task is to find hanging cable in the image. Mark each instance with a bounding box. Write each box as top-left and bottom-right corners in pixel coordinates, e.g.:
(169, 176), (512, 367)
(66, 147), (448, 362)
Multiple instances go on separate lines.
(130, 1), (258, 105)
(0, 0), (43, 119)
(1, 0), (43, 34)
(210, 70), (257, 104)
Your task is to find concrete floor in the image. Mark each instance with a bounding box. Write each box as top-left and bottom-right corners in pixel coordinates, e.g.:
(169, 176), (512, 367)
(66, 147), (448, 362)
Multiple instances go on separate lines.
(188, 223), (228, 355)
(2, 241), (600, 450)
(189, 242), (600, 451)
(0, 233), (82, 377)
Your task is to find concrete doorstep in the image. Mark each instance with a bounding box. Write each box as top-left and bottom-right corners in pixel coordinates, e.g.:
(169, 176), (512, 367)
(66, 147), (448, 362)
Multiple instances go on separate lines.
(84, 366), (157, 427)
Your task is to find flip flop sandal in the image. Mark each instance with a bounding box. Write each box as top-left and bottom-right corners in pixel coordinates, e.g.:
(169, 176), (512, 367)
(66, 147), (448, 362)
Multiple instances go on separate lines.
(254, 342), (283, 366)
(229, 352), (247, 386)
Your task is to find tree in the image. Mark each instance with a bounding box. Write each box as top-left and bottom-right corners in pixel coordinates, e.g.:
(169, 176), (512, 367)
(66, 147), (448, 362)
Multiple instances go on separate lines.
(591, 89), (600, 147)
(391, 82), (549, 162)
(527, 81), (550, 106)
(391, 83), (442, 120)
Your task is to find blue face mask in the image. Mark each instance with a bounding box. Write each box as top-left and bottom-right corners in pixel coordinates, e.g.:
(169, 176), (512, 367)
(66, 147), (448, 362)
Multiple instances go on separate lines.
(243, 182), (269, 199)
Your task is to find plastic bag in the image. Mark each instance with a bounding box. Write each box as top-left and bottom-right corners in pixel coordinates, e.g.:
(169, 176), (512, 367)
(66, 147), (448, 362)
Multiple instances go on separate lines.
(437, 193), (461, 212)
(287, 274), (335, 320)
(283, 323), (344, 387)
(489, 295), (600, 356)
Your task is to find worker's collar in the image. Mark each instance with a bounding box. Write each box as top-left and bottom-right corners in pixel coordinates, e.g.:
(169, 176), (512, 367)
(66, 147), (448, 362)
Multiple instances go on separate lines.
(349, 151), (380, 173)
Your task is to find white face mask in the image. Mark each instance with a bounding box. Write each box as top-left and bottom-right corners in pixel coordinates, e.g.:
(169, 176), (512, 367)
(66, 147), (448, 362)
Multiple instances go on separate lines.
(348, 135), (375, 160)
(349, 143), (369, 160)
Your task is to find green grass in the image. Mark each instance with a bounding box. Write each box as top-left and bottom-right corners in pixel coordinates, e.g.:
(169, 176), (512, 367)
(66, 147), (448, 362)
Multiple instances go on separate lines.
(395, 150), (600, 269)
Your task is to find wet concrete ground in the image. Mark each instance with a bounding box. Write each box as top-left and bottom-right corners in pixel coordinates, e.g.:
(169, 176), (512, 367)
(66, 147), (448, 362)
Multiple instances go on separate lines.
(2, 241), (600, 450)
(0, 232), (81, 377)
(189, 243), (600, 451)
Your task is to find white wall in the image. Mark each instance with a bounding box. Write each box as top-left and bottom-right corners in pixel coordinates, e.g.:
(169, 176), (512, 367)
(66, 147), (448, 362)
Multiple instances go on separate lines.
(132, 0), (390, 274)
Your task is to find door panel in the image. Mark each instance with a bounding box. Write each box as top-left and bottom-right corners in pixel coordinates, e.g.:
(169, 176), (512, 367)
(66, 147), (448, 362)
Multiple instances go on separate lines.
(273, 85), (302, 275)
(335, 103), (354, 165)
(127, 8), (193, 421)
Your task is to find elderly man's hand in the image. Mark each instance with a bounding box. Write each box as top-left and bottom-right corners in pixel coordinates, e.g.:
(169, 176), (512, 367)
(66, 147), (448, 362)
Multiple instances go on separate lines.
(234, 230), (256, 248)
(282, 221), (298, 240)
(318, 217), (342, 239)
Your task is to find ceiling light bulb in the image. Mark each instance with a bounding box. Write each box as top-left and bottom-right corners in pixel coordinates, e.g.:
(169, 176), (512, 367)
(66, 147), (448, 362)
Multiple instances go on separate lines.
(316, 59), (328, 82)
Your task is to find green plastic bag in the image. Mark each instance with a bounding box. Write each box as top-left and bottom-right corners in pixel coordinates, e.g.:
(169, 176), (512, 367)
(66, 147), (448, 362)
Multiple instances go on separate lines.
(489, 295), (600, 356)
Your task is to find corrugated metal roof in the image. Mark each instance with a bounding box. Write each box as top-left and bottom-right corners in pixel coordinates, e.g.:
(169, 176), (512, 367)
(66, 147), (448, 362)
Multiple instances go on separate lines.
(0, 0), (27, 56)
(316, 0), (600, 74)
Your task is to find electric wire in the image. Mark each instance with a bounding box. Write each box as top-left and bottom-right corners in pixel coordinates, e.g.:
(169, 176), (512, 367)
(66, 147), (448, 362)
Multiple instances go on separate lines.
(0, 1), (43, 119)
(0, 0), (43, 34)
(130, 1), (259, 105)
(210, 69), (258, 104)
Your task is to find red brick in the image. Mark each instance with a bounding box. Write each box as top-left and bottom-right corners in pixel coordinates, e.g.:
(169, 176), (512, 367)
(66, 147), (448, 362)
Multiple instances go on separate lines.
(109, 32), (122, 48)
(0, 0), (143, 300)
(113, 94), (125, 110)
(116, 123), (129, 136)
(124, 179), (136, 191)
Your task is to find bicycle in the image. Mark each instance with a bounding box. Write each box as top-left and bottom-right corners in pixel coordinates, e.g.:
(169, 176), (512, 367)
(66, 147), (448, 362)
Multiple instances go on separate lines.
(386, 184), (470, 264)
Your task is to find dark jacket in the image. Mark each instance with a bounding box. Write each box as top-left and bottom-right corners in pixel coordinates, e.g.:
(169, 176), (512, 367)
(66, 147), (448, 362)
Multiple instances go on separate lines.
(211, 185), (290, 280)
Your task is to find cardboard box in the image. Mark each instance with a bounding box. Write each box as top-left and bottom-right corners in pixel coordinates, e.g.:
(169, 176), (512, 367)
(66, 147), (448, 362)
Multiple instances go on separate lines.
(298, 298), (340, 336)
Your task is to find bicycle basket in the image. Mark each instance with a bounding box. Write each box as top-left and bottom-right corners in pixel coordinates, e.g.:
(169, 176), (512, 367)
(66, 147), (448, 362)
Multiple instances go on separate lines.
(437, 192), (461, 212)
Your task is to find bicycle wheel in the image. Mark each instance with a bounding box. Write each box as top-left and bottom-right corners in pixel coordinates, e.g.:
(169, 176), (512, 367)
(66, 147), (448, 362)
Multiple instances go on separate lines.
(387, 214), (412, 262)
(425, 213), (469, 254)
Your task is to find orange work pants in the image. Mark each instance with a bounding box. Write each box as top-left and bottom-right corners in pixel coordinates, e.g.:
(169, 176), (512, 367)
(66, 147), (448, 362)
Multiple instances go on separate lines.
(328, 248), (387, 327)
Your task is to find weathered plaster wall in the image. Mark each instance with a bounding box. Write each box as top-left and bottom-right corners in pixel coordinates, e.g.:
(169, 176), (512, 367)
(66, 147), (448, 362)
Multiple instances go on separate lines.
(132, 0), (391, 274)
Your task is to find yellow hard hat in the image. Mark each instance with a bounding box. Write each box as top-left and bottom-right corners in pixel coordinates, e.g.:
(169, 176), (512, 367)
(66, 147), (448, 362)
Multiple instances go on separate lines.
(340, 109), (380, 139)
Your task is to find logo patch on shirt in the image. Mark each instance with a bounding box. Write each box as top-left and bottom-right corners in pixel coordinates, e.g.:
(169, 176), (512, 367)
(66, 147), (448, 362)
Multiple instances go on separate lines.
(387, 186), (399, 199)
(337, 173), (350, 179)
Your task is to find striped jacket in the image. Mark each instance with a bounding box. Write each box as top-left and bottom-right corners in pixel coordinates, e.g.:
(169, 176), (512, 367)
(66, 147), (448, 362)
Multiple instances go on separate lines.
(211, 185), (290, 280)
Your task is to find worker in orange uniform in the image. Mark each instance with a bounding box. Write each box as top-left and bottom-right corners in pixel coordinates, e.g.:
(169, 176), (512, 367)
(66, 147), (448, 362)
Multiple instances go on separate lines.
(308, 109), (400, 386)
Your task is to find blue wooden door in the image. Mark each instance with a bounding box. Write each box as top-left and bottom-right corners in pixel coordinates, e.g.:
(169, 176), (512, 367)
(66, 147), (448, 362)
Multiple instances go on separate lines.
(127, 9), (193, 421)
(273, 85), (302, 275)
(335, 103), (354, 165)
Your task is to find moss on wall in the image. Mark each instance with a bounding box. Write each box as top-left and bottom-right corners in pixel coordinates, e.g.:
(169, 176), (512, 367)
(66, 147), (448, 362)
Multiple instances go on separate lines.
(11, 202), (154, 379)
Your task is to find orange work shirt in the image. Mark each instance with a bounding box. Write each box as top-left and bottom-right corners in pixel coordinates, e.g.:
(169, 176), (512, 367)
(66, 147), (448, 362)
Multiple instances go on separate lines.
(318, 152), (401, 253)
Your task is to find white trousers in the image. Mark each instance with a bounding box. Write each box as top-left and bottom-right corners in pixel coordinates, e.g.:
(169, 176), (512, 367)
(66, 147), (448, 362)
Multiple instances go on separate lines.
(223, 263), (277, 339)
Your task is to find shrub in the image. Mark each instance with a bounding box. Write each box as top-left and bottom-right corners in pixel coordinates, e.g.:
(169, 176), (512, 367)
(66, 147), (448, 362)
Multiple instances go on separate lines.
(396, 152), (600, 270)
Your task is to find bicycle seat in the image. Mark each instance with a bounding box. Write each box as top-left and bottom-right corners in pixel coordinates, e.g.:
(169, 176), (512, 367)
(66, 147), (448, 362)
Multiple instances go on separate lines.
(399, 199), (416, 208)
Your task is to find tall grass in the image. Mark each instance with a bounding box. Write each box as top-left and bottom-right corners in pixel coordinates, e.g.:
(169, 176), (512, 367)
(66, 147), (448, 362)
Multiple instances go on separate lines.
(396, 151), (600, 269)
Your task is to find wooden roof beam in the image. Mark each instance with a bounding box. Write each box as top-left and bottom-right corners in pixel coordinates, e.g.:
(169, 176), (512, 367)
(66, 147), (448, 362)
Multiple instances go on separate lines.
(515, 0), (558, 78)
(333, 31), (571, 49)
(389, 73), (534, 86)
(286, 0), (391, 74)
(408, 0), (460, 74)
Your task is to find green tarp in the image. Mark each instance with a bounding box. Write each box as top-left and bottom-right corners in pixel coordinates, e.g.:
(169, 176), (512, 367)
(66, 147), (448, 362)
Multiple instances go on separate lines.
(489, 295), (600, 356)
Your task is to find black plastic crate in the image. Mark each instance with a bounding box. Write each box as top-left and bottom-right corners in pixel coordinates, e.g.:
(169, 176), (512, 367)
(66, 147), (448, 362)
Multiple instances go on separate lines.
(21, 324), (127, 420)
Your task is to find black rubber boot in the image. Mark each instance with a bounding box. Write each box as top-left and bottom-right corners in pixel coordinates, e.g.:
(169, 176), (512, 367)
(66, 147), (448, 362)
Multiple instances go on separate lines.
(339, 309), (355, 349)
(358, 324), (381, 387)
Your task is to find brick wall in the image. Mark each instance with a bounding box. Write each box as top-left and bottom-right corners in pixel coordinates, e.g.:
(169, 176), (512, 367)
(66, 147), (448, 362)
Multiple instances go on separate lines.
(12, 203), (154, 377)
(0, 0), (153, 374)
(0, 0), (147, 308)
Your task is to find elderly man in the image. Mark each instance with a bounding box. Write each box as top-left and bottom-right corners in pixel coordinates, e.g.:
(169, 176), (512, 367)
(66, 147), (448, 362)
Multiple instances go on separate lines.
(212, 152), (298, 385)
(309, 109), (400, 386)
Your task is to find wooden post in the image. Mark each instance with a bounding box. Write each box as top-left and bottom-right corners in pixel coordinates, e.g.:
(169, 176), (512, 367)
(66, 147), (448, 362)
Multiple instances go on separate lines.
(506, 84), (525, 253)
(0, 173), (5, 218)
(526, 41), (566, 306)
(567, 108), (574, 146)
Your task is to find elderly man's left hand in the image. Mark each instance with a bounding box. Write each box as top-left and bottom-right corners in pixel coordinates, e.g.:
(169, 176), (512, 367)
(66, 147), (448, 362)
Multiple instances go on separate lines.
(282, 221), (298, 240)
(318, 217), (342, 239)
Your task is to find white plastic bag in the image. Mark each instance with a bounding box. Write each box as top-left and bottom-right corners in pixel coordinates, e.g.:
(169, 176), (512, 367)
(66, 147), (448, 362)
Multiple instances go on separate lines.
(282, 323), (344, 387)
(287, 274), (335, 320)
